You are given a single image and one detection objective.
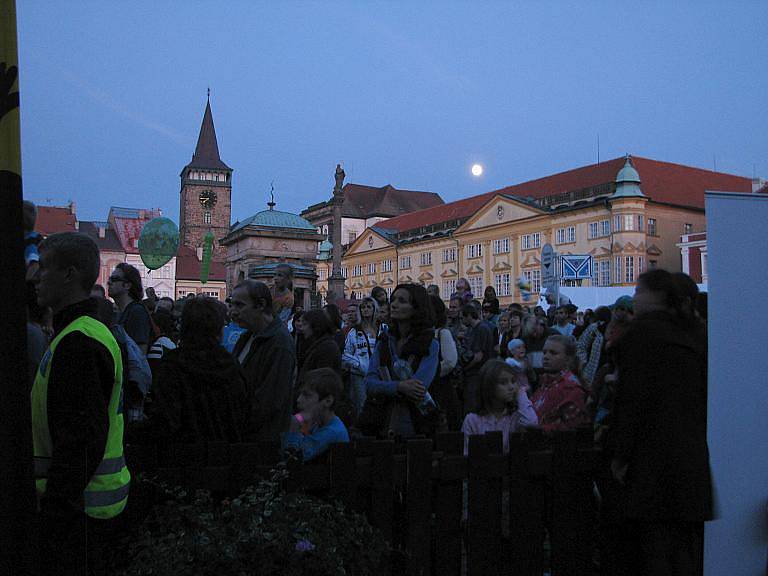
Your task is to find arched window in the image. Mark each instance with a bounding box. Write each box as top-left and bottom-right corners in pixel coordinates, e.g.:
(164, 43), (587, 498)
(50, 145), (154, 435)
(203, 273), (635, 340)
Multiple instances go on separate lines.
(204, 211), (212, 224)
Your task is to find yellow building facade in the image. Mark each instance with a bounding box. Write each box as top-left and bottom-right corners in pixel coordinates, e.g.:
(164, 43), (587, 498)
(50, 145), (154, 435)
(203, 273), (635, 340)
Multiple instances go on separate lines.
(315, 156), (750, 304)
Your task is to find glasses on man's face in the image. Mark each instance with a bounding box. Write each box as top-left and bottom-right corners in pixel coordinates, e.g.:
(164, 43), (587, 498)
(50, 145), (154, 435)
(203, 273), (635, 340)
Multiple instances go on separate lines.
(108, 275), (125, 284)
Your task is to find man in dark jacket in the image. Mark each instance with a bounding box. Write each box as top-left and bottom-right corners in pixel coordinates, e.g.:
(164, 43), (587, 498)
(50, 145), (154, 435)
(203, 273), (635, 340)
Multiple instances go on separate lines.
(230, 280), (296, 441)
(33, 232), (128, 575)
(610, 270), (712, 576)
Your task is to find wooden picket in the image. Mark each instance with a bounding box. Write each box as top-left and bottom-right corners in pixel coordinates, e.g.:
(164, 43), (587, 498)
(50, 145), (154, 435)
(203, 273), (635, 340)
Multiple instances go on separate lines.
(125, 428), (600, 576)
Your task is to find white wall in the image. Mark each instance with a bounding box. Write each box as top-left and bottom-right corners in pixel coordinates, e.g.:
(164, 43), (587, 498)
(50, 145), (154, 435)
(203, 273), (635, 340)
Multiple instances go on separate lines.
(704, 191), (768, 575)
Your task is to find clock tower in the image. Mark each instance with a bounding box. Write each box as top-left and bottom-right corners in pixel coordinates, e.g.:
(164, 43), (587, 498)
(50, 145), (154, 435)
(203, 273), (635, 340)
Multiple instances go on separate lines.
(179, 94), (232, 259)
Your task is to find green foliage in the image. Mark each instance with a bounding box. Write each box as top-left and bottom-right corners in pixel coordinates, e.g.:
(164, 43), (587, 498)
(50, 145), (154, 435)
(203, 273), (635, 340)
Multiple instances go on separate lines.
(117, 467), (390, 576)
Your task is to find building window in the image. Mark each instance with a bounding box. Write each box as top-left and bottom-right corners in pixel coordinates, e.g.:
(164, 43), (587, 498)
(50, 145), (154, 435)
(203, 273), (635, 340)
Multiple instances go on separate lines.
(614, 215), (622, 232)
(521, 233), (541, 250)
(494, 273), (511, 297)
(625, 256), (635, 283)
(614, 257), (622, 283)
(341, 266), (348, 278)
(368, 263), (376, 275)
(353, 264), (363, 277)
(469, 276), (484, 297)
(382, 259), (392, 272)
(442, 247), (456, 262)
(318, 269), (326, 280)
(493, 238), (509, 254)
(322, 225), (329, 237)
(601, 219), (611, 236)
(348, 231), (357, 244)
(701, 253), (708, 280)
(638, 256), (645, 274)
(623, 214), (634, 231)
(203, 290), (218, 298)
(400, 256), (411, 269)
(684, 223), (693, 234)
(420, 252), (432, 266)
(386, 287), (394, 298)
(556, 228), (574, 244)
(204, 211), (212, 224)
(589, 222), (599, 239)
(523, 269), (541, 293)
(637, 215), (644, 232)
(601, 260), (611, 286)
(466, 243), (483, 259)
(647, 218), (657, 236)
(443, 279), (456, 296)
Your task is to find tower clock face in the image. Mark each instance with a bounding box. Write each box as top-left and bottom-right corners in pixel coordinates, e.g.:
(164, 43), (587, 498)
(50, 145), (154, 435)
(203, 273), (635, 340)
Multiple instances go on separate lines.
(199, 189), (217, 209)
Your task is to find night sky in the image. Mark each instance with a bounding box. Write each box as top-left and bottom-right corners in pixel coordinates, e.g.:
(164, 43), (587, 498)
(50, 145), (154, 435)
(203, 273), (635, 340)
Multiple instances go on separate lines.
(17, 1), (768, 223)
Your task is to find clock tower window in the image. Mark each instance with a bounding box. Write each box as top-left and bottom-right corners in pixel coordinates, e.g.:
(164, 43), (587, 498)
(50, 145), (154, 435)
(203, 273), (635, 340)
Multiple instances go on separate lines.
(204, 211), (212, 225)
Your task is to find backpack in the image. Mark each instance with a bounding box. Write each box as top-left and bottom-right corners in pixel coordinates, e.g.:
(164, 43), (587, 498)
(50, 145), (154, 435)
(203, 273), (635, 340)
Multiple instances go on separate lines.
(111, 324), (152, 421)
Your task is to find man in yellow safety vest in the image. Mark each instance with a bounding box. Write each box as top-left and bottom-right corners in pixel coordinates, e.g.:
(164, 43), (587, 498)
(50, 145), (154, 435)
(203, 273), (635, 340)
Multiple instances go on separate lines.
(31, 232), (130, 575)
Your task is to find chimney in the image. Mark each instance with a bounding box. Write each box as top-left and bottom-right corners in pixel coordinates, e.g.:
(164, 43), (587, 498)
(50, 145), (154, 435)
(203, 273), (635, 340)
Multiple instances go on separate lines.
(752, 178), (766, 193)
(68, 201), (76, 215)
(74, 220), (79, 230)
(196, 247), (203, 260)
(98, 225), (106, 238)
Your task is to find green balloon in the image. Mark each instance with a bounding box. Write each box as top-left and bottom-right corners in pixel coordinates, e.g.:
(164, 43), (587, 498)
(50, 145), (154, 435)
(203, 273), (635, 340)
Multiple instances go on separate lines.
(138, 217), (179, 270)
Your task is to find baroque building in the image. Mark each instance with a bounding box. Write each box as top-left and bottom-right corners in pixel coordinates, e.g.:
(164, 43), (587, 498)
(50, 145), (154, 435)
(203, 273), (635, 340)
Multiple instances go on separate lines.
(324, 155), (756, 304)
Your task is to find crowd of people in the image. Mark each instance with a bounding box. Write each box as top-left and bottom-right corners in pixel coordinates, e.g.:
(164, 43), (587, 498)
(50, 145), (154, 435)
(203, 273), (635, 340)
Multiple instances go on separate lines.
(24, 201), (712, 575)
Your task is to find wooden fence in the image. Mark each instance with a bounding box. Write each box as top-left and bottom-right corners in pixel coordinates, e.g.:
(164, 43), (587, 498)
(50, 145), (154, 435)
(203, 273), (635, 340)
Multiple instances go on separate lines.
(125, 428), (600, 576)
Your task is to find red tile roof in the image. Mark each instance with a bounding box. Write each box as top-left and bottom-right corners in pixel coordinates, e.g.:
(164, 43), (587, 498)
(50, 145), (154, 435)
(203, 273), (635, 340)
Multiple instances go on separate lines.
(378, 156), (752, 233)
(303, 183), (444, 220)
(108, 207), (162, 254)
(175, 246), (226, 281)
(35, 205), (78, 235)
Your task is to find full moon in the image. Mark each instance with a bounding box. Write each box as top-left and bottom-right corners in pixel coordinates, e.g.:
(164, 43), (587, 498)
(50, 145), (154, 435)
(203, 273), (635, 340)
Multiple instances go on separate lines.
(471, 164), (483, 176)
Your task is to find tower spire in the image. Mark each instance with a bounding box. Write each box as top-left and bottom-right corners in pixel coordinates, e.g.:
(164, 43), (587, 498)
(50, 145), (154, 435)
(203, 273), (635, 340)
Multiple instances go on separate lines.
(187, 93), (230, 170)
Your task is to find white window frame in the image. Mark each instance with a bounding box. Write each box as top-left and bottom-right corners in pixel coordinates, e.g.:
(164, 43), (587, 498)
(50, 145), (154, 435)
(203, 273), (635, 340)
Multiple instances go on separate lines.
(353, 264), (363, 277)
(637, 215), (644, 232)
(599, 260), (611, 287)
(469, 276), (484, 297)
(625, 256), (635, 283)
(614, 257), (622, 283)
(601, 219), (611, 236)
(494, 273), (511, 296)
(493, 238), (510, 254)
(589, 222), (599, 239)
(382, 259), (392, 273)
(532, 232), (541, 248)
(556, 228), (566, 244)
(624, 214), (634, 231)
(466, 243), (483, 259)
(567, 226), (576, 243)
(400, 256), (411, 269)
(443, 279), (456, 296)
(420, 252), (432, 266)
(521, 234), (532, 250)
(442, 247), (456, 262)
(648, 218), (657, 236)
(368, 263), (376, 275)
(614, 215), (622, 232)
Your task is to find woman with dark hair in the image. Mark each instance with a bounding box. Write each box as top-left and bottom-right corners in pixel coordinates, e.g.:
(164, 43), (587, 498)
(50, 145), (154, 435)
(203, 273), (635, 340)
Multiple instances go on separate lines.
(138, 296), (249, 443)
(297, 309), (342, 385)
(360, 284), (439, 437)
(323, 303), (346, 351)
(608, 269), (712, 575)
(370, 286), (388, 307)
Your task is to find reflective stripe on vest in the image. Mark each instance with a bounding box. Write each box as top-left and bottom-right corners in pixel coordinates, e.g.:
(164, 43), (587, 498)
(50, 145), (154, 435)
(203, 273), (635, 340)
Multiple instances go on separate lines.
(31, 315), (131, 519)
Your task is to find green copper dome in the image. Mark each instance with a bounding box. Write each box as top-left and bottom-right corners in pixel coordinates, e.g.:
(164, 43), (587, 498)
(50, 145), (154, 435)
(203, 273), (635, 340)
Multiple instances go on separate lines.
(317, 239), (333, 260)
(231, 209), (316, 232)
(612, 155), (645, 198)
